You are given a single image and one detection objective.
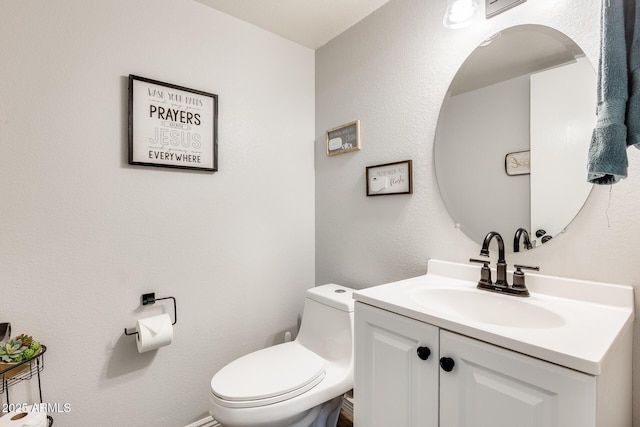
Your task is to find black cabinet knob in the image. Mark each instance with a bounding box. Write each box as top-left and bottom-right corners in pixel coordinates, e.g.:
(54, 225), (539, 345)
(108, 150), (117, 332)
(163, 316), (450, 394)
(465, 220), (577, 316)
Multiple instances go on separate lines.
(417, 346), (431, 360)
(440, 357), (455, 372)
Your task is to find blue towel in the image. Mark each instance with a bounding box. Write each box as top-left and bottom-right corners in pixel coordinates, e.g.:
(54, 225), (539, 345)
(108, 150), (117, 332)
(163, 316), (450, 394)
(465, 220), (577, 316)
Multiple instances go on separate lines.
(628, 0), (640, 147)
(587, 0), (640, 184)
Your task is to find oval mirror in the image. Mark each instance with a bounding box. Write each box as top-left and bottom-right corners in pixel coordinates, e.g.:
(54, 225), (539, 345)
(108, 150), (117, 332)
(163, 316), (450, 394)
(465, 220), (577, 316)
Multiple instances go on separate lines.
(434, 24), (595, 252)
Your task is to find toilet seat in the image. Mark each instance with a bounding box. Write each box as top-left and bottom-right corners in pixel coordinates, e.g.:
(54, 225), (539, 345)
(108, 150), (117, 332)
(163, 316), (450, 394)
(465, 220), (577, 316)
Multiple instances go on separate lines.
(211, 342), (328, 409)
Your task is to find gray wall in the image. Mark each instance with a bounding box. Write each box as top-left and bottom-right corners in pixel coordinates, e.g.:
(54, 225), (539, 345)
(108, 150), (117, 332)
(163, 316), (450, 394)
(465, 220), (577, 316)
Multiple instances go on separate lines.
(0, 0), (315, 425)
(437, 75), (530, 244)
(315, 0), (640, 422)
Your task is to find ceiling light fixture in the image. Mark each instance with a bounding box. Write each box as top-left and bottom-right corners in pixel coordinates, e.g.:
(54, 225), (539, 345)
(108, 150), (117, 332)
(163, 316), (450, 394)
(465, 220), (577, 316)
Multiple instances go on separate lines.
(443, 0), (479, 29)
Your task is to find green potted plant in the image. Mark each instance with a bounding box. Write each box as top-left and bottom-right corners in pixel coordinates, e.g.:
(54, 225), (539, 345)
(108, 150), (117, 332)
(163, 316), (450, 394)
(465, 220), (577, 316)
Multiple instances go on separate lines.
(0, 334), (41, 379)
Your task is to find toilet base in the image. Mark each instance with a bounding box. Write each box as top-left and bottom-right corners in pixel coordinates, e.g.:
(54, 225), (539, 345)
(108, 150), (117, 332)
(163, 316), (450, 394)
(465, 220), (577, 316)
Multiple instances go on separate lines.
(292, 395), (343, 427)
(210, 394), (345, 427)
(310, 395), (343, 427)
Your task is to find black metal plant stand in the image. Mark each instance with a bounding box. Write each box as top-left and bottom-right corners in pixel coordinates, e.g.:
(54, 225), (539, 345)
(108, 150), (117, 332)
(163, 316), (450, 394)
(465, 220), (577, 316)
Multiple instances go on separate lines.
(0, 345), (52, 426)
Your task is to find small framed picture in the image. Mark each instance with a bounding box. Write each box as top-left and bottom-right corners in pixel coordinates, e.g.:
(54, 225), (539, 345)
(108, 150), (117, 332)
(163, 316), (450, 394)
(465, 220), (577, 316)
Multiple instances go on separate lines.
(326, 120), (360, 156)
(505, 150), (530, 176)
(366, 160), (413, 196)
(128, 75), (218, 172)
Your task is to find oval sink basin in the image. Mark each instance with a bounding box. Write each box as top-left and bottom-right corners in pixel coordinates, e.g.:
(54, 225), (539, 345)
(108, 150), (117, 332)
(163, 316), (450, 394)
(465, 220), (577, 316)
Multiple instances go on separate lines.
(410, 287), (566, 329)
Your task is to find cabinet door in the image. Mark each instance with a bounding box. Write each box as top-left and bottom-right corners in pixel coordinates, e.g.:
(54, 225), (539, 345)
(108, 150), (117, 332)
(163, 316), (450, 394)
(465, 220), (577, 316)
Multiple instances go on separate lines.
(439, 330), (596, 427)
(354, 303), (439, 427)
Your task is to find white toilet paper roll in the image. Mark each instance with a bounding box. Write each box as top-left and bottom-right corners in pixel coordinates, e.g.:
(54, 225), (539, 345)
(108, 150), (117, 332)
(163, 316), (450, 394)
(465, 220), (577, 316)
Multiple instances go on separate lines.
(136, 313), (173, 353)
(0, 408), (48, 427)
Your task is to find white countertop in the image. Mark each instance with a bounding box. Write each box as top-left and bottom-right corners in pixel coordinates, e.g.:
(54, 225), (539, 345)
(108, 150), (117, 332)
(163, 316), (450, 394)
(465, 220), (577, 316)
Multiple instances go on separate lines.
(353, 259), (634, 375)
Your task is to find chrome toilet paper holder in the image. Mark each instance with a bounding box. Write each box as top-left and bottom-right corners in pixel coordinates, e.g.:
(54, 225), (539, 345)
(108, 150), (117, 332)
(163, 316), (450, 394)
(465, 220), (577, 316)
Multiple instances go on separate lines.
(124, 293), (177, 336)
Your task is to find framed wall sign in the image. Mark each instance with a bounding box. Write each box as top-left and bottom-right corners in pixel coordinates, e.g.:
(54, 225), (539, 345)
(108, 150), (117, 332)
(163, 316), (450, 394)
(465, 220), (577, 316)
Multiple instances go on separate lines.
(366, 160), (413, 196)
(128, 75), (218, 171)
(505, 150), (530, 176)
(326, 120), (360, 156)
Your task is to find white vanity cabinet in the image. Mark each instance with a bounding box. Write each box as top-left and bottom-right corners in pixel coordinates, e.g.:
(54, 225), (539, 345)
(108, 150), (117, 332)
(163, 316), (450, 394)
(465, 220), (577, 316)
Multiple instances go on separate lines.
(439, 329), (595, 427)
(355, 302), (596, 427)
(355, 302), (439, 426)
(353, 260), (633, 426)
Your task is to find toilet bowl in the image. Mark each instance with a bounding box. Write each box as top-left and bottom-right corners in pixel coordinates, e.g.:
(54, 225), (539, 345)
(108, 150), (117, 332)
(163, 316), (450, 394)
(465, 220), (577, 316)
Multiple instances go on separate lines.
(209, 284), (355, 427)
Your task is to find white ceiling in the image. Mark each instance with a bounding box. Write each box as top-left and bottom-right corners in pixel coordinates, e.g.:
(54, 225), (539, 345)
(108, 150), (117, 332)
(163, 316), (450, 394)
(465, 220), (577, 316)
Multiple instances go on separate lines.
(195, 0), (392, 49)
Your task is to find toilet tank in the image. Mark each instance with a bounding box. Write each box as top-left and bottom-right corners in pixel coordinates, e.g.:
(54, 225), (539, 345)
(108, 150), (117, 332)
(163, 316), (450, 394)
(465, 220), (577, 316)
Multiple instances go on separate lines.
(295, 284), (355, 363)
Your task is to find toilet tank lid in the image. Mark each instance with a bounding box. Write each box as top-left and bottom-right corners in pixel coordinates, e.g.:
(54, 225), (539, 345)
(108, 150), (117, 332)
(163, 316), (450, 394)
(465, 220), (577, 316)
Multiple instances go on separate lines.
(306, 284), (355, 312)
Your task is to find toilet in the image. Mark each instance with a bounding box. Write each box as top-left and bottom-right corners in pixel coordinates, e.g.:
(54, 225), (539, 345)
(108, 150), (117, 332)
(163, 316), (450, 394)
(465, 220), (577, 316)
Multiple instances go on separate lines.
(209, 284), (355, 427)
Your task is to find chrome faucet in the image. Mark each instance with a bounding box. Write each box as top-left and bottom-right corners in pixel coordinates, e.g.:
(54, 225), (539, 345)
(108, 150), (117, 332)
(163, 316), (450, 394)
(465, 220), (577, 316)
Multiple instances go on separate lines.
(513, 228), (533, 252)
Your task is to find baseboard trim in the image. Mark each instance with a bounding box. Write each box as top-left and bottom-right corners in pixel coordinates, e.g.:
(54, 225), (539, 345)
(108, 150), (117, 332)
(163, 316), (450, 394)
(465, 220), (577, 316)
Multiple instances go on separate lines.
(185, 391), (353, 427)
(341, 390), (354, 421)
(184, 416), (221, 427)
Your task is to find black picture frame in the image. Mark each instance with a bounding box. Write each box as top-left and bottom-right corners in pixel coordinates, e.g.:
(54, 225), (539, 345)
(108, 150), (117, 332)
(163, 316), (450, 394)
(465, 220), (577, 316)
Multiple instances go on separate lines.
(366, 160), (413, 196)
(128, 75), (218, 172)
(505, 150), (530, 176)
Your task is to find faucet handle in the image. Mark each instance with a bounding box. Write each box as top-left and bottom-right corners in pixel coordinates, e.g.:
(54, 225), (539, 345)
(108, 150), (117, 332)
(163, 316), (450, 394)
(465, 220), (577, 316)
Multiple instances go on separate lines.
(512, 264), (540, 295)
(469, 258), (492, 285)
(513, 264), (540, 272)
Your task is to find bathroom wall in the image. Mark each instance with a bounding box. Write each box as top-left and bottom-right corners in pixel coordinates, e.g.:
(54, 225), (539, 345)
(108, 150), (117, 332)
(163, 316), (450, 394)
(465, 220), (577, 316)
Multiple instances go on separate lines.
(0, 0), (314, 425)
(437, 75), (531, 244)
(315, 0), (640, 422)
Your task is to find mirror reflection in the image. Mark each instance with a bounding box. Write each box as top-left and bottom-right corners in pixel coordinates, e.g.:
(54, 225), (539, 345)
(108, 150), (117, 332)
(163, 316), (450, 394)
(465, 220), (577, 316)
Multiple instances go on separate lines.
(434, 25), (595, 252)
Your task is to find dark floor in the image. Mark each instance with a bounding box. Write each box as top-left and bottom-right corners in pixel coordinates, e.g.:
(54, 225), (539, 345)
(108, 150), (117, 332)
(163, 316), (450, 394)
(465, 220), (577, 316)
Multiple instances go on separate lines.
(337, 411), (353, 427)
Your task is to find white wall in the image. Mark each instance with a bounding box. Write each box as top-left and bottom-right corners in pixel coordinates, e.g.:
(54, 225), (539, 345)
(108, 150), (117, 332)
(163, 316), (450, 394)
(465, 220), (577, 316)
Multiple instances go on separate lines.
(315, 0), (640, 423)
(0, 0), (315, 425)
